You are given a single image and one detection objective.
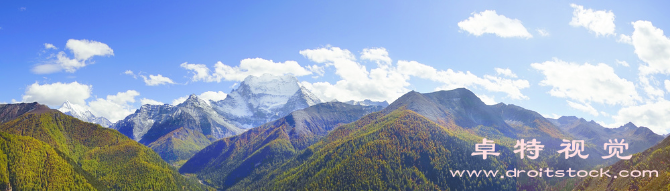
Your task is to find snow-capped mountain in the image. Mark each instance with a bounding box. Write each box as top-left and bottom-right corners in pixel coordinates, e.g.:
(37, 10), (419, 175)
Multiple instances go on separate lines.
(111, 94), (245, 164)
(342, 99), (389, 107)
(211, 74), (322, 128)
(57, 100), (112, 127)
(111, 95), (243, 142)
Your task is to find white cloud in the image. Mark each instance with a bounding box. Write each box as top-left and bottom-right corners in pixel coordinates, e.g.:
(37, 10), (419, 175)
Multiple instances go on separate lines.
(141, 74), (175, 86)
(665, 80), (670, 93)
(181, 58), (311, 82)
(613, 99), (670, 134)
(65, 39), (114, 61)
(629, 21), (670, 75)
(198, 91), (227, 102)
(495, 67), (518, 78)
(44, 43), (57, 50)
(21, 82), (92, 106)
(299, 46), (356, 64)
(124, 70), (137, 79)
(569, 4), (616, 37)
(457, 10), (533, 38)
(298, 45), (530, 102)
(600, 111), (610, 117)
(32, 39), (113, 74)
(567, 100), (599, 116)
(299, 46), (409, 102)
(617, 34), (632, 44)
(88, 90), (139, 122)
(180, 63), (212, 82)
(639, 75), (664, 100)
(615, 59), (630, 67)
(306, 64), (325, 76)
(531, 59), (640, 105)
(537, 29), (550, 37)
(477, 94), (497, 105)
(140, 98), (164, 105)
(361, 47), (392, 66)
(398, 60), (530, 99)
(542, 113), (561, 119)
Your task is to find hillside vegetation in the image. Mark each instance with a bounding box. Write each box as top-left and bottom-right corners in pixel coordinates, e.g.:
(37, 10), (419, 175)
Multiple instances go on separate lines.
(0, 106), (211, 190)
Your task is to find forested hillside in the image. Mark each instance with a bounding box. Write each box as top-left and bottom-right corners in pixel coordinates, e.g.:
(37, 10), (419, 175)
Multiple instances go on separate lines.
(0, 103), (211, 190)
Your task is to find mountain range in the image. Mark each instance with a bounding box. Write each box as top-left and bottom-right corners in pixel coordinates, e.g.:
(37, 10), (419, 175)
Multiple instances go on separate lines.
(111, 74), (324, 166)
(0, 102), (210, 190)
(179, 102), (385, 189)
(576, 135), (670, 190)
(2, 74), (668, 190)
(179, 88), (665, 190)
(110, 95), (244, 165)
(57, 100), (112, 127)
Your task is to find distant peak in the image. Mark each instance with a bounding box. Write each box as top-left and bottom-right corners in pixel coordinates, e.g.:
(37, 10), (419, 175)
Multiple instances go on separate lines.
(61, 100), (73, 108)
(237, 73), (301, 96)
(188, 94), (198, 99)
(621, 122), (637, 129)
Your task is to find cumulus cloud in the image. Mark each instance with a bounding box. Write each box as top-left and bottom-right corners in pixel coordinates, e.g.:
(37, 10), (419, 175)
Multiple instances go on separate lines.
(198, 91), (227, 102)
(477, 94), (497, 105)
(629, 21), (670, 75)
(181, 58), (311, 82)
(141, 74), (175, 86)
(457, 10), (533, 38)
(617, 34), (632, 44)
(613, 99), (670, 134)
(32, 39), (114, 74)
(398, 60), (529, 99)
(44, 43), (57, 50)
(569, 4), (616, 36)
(298, 46), (530, 102)
(567, 100), (599, 116)
(639, 75), (664, 100)
(531, 59), (640, 105)
(495, 68), (518, 78)
(140, 98), (164, 105)
(537, 29), (550, 37)
(665, 80), (670, 93)
(88, 90), (139, 122)
(361, 47), (392, 66)
(21, 82), (92, 106)
(615, 59), (630, 67)
(298, 46), (409, 102)
(124, 70), (137, 79)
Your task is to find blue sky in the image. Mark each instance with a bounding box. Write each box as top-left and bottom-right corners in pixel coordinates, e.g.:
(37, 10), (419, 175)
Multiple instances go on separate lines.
(1, 1), (670, 134)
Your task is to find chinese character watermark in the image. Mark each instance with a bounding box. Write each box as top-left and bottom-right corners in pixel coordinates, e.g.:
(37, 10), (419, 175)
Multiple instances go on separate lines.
(557, 139), (589, 159)
(514, 139), (544, 159)
(602, 139), (632, 160)
(472, 138), (500, 159)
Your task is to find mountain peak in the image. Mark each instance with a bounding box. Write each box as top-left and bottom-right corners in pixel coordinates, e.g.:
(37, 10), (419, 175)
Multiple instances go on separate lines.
(211, 73), (323, 129)
(239, 74), (300, 96)
(57, 101), (112, 127)
(187, 94), (199, 100)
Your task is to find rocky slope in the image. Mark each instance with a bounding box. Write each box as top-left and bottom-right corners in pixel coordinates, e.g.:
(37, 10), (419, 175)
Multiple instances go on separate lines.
(111, 95), (244, 165)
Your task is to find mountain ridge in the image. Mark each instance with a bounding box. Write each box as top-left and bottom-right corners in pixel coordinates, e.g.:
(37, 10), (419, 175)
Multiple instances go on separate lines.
(0, 103), (210, 190)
